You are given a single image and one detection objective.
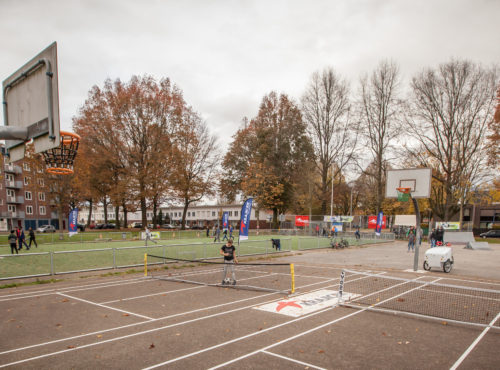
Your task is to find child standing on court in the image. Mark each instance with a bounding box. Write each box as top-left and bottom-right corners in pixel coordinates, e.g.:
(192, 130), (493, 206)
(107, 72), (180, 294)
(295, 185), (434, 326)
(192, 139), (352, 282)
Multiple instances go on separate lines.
(220, 239), (238, 285)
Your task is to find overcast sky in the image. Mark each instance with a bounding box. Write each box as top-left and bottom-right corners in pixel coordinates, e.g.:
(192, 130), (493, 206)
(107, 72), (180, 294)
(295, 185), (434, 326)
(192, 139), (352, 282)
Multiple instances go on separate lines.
(1, 0), (499, 151)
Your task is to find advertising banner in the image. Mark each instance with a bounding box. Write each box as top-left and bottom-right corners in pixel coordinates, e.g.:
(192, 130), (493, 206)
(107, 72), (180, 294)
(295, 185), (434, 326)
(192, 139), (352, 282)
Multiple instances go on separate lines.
(222, 211), (229, 231)
(375, 211), (384, 236)
(239, 198), (253, 241)
(368, 215), (386, 229)
(295, 215), (310, 227)
(68, 208), (78, 237)
(436, 222), (460, 230)
(323, 216), (354, 223)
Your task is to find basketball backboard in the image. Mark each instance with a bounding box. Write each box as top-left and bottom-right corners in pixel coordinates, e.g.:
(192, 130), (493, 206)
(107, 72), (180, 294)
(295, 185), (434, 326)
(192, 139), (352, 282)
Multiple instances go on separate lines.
(385, 168), (432, 199)
(2, 42), (60, 162)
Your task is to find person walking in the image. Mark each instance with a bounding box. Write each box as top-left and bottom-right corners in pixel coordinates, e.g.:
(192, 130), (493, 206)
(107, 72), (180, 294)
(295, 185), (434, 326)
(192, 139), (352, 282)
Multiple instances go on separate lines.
(17, 226), (29, 251)
(229, 225), (233, 240)
(28, 227), (38, 248)
(206, 225), (210, 238)
(144, 227), (157, 245)
(316, 224), (320, 237)
(355, 227), (361, 240)
(222, 228), (228, 241)
(8, 230), (18, 254)
(213, 226), (221, 243)
(407, 227), (416, 252)
(220, 239), (238, 285)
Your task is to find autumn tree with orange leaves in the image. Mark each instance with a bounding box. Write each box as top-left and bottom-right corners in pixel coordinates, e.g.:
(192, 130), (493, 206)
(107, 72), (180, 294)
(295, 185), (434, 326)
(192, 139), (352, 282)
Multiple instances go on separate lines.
(222, 92), (314, 228)
(73, 75), (185, 227)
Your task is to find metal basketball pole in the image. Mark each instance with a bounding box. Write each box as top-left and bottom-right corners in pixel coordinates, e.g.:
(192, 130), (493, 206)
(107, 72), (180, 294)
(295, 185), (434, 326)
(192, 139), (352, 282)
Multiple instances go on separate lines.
(412, 196), (421, 271)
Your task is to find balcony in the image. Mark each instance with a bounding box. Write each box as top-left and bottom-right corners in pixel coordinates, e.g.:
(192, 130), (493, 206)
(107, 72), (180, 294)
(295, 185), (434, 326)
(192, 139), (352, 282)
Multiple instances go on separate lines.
(5, 180), (23, 189)
(4, 164), (22, 175)
(6, 196), (24, 204)
(0, 210), (25, 218)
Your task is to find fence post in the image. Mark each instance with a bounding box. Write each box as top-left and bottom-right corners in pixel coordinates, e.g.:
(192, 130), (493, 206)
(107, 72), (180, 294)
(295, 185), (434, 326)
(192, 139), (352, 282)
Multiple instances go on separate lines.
(113, 248), (116, 269)
(50, 252), (54, 275)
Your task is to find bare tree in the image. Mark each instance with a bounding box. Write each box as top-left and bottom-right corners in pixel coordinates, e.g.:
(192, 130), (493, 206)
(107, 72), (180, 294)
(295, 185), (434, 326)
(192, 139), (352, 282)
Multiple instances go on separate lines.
(302, 67), (358, 215)
(169, 108), (221, 229)
(405, 60), (498, 221)
(358, 60), (403, 214)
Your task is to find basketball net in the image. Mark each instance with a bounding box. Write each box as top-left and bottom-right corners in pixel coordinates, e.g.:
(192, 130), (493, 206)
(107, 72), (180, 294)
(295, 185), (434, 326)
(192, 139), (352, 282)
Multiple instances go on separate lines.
(396, 187), (411, 202)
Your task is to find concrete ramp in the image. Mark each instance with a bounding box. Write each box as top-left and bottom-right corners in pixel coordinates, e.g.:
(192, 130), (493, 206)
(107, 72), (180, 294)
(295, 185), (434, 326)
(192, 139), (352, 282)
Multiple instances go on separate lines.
(465, 241), (491, 250)
(444, 231), (475, 244)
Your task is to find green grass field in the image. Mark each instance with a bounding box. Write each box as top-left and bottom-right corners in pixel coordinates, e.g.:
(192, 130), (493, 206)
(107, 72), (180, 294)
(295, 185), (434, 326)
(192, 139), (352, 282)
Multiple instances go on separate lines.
(0, 233), (388, 281)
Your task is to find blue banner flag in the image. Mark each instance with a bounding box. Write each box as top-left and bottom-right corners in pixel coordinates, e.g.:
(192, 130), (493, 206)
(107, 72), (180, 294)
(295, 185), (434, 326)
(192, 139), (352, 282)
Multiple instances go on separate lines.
(222, 212), (229, 231)
(68, 208), (78, 237)
(239, 198), (253, 241)
(375, 211), (383, 236)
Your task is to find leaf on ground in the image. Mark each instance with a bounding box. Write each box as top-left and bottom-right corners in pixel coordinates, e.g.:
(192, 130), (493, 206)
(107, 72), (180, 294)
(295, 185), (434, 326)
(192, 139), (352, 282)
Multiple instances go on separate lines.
(97, 335), (102, 338)
(258, 327), (263, 331)
(149, 343), (155, 349)
(382, 332), (386, 336)
(441, 321), (448, 326)
(405, 341), (410, 344)
(398, 342), (402, 345)
(61, 299), (69, 302)
(299, 350), (304, 353)
(67, 345), (75, 349)
(176, 333), (181, 336)
(56, 323), (62, 327)
(318, 350), (324, 354)
(122, 314), (129, 317)
(397, 298), (405, 302)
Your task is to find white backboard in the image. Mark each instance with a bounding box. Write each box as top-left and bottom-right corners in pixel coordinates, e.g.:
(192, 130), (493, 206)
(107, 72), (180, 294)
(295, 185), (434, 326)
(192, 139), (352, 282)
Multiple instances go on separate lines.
(385, 168), (432, 199)
(2, 42), (60, 162)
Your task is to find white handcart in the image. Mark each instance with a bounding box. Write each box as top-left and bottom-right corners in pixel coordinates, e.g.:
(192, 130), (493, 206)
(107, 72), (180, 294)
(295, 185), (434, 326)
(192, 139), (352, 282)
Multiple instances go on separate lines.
(423, 246), (454, 273)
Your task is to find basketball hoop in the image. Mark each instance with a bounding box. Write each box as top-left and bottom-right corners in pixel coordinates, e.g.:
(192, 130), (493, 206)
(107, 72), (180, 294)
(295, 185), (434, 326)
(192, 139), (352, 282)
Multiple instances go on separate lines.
(42, 131), (80, 175)
(396, 187), (411, 202)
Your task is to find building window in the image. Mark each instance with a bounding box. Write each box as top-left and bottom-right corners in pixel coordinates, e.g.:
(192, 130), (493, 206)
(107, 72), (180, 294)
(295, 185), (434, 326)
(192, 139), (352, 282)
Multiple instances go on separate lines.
(26, 205), (33, 215)
(234, 211), (238, 217)
(24, 176), (30, 185)
(6, 174), (14, 182)
(37, 178), (44, 186)
(39, 206), (46, 215)
(23, 163), (30, 171)
(25, 191), (32, 200)
(38, 192), (46, 201)
(212, 211), (216, 216)
(8, 205), (16, 213)
(192, 211), (195, 217)
(7, 189), (15, 197)
(229, 211), (233, 216)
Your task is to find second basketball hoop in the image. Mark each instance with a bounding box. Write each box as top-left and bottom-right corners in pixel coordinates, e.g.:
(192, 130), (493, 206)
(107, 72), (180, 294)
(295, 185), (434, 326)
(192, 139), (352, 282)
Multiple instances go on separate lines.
(41, 131), (80, 175)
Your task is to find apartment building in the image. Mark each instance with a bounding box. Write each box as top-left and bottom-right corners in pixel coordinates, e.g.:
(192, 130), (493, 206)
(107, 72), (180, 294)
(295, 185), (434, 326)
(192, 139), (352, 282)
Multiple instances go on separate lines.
(0, 157), (54, 232)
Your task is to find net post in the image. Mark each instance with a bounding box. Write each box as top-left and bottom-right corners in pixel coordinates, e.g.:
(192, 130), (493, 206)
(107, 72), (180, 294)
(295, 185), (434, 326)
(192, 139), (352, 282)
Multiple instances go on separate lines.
(290, 263), (295, 294)
(144, 253), (148, 277)
(338, 270), (345, 304)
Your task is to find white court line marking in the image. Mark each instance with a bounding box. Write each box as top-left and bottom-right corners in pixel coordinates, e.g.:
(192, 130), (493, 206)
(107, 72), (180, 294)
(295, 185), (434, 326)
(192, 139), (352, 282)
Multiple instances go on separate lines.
(0, 270), (377, 365)
(261, 350), (327, 370)
(0, 277), (149, 302)
(100, 285), (204, 304)
(57, 293), (154, 320)
(0, 288), (281, 356)
(450, 312), (500, 370)
(207, 276), (439, 370)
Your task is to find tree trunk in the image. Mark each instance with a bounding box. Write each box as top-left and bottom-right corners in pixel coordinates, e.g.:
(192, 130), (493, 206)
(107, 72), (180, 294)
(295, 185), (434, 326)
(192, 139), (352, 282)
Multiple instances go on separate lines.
(103, 198), (108, 224)
(140, 196), (147, 228)
(87, 199), (93, 226)
(114, 205), (120, 228)
(181, 200), (189, 230)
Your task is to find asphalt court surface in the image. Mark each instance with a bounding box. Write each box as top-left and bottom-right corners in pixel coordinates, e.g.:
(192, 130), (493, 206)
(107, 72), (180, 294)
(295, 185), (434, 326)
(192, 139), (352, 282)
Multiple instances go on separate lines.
(1, 241), (499, 369)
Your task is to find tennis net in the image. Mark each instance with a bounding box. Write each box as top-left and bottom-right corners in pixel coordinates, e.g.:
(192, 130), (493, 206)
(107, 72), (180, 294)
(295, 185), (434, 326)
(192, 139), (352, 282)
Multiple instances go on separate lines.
(145, 254), (295, 294)
(338, 269), (500, 329)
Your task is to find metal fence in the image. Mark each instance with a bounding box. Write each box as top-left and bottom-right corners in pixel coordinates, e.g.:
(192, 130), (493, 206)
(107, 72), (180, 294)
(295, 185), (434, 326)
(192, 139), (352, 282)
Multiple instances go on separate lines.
(0, 238), (292, 281)
(296, 232), (394, 251)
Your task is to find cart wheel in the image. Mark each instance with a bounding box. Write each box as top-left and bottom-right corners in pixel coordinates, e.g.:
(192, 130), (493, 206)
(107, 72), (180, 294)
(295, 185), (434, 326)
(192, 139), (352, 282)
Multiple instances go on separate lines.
(423, 261), (431, 271)
(443, 260), (452, 273)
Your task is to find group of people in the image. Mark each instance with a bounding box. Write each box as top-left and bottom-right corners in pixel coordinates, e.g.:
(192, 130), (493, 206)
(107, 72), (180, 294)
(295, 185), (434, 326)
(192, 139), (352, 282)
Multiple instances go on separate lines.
(210, 225), (233, 243)
(429, 227), (444, 247)
(8, 226), (37, 254)
(406, 226), (445, 252)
